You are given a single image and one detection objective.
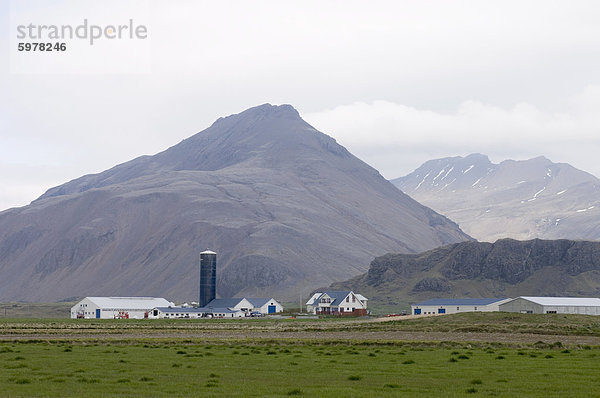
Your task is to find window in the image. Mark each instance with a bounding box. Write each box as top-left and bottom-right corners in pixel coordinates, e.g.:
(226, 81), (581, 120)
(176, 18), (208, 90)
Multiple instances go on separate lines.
(457, 307), (460, 311)
(546, 310), (557, 314)
(352, 296), (356, 303)
(346, 296), (349, 302)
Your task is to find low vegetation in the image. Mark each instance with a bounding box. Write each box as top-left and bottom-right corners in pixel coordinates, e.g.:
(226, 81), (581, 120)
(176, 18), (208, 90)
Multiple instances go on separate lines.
(1, 312), (599, 396)
(358, 312), (600, 336)
(0, 302), (74, 319)
(0, 340), (598, 397)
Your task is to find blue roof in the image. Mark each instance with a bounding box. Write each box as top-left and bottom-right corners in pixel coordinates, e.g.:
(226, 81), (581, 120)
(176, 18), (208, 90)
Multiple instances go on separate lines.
(318, 291), (352, 306)
(414, 298), (507, 306)
(206, 298), (247, 308)
(246, 298), (273, 308)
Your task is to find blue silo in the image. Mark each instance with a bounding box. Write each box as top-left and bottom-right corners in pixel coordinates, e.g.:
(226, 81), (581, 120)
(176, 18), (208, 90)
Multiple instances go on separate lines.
(199, 250), (217, 307)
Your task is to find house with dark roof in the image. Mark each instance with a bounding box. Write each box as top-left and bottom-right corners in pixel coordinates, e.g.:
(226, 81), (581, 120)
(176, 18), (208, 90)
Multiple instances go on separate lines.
(305, 291), (368, 316)
(411, 298), (511, 315)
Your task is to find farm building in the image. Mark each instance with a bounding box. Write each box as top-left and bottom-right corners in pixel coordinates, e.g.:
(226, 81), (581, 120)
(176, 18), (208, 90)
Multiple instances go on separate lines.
(150, 306), (245, 319)
(499, 297), (600, 315)
(411, 298), (510, 315)
(305, 291), (368, 316)
(149, 297), (284, 319)
(205, 297), (284, 315)
(204, 298), (254, 312)
(71, 297), (173, 319)
(246, 298), (284, 314)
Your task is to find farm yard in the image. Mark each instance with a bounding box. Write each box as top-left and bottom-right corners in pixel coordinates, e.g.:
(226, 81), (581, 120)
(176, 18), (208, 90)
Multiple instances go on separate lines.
(1, 313), (599, 397)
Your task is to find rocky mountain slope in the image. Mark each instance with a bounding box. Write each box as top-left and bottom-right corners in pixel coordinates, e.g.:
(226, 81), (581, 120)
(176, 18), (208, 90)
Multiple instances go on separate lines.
(0, 104), (471, 302)
(392, 154), (600, 242)
(330, 238), (600, 307)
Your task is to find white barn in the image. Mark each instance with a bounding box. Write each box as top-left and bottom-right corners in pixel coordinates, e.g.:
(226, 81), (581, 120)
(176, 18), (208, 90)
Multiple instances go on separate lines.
(499, 297), (600, 315)
(71, 297), (173, 319)
(247, 298), (284, 314)
(411, 298), (511, 315)
(206, 298), (284, 315)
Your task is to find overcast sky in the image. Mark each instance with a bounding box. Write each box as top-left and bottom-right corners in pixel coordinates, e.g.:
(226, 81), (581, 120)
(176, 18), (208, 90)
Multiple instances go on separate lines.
(2, 1), (600, 211)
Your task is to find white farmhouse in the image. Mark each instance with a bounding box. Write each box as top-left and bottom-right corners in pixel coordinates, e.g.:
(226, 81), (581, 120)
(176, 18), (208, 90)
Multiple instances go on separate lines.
(305, 291), (368, 316)
(411, 298), (511, 315)
(71, 297), (174, 319)
(500, 297), (600, 315)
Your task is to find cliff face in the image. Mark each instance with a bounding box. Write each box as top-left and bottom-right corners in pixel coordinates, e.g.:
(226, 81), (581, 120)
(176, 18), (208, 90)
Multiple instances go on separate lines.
(331, 239), (600, 306)
(0, 104), (470, 302)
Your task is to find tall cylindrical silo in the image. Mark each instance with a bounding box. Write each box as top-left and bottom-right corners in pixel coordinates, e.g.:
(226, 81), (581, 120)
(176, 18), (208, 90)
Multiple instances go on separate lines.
(199, 250), (217, 307)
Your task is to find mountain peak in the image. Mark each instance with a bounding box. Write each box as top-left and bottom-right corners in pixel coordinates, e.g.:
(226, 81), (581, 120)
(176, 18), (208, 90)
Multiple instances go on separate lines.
(37, 104), (333, 200)
(464, 153), (490, 162)
(213, 103), (301, 127)
(393, 154), (600, 242)
(0, 104), (470, 302)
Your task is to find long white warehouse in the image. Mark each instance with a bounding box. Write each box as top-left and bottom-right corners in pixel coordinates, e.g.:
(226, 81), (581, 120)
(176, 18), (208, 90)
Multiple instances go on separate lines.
(71, 297), (174, 319)
(411, 298), (510, 315)
(499, 297), (600, 315)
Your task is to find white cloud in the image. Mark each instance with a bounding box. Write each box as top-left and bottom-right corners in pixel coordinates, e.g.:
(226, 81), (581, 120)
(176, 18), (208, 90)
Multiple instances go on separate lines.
(2, 1), (600, 210)
(304, 87), (600, 179)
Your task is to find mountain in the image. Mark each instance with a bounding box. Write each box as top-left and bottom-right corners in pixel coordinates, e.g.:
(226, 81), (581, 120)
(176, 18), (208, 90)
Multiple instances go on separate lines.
(392, 154), (600, 242)
(330, 238), (600, 307)
(0, 104), (471, 302)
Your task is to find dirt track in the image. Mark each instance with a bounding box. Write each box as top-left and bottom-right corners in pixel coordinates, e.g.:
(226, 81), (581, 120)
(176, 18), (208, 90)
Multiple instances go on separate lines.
(2, 331), (599, 345)
(2, 328), (599, 346)
(2, 314), (599, 346)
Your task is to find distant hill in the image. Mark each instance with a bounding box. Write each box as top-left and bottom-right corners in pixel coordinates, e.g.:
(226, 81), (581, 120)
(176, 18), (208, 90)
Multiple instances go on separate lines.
(392, 154), (600, 242)
(0, 104), (471, 302)
(330, 238), (600, 307)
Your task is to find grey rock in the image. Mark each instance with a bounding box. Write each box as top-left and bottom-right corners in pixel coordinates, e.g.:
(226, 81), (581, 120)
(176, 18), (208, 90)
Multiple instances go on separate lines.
(330, 238), (600, 305)
(393, 154), (600, 242)
(0, 104), (471, 302)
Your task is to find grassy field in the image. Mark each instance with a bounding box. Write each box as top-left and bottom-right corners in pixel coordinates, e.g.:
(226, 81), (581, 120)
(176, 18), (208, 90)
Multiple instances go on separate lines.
(0, 302), (73, 318)
(349, 312), (600, 336)
(1, 313), (599, 396)
(0, 340), (598, 397)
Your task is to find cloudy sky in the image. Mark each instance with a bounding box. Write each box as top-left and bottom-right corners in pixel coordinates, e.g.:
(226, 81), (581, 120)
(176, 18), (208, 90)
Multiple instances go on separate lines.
(2, 0), (600, 211)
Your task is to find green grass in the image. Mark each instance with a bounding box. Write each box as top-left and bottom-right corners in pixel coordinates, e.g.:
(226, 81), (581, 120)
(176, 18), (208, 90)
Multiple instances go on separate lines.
(1, 313), (600, 396)
(351, 312), (600, 336)
(1, 312), (600, 342)
(0, 341), (598, 397)
(0, 302), (74, 318)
